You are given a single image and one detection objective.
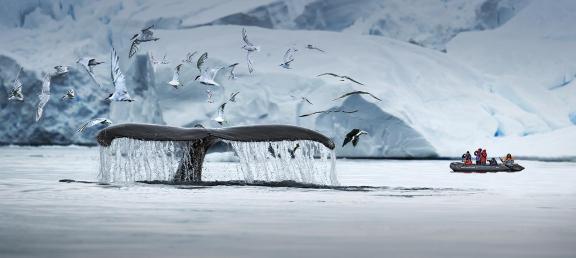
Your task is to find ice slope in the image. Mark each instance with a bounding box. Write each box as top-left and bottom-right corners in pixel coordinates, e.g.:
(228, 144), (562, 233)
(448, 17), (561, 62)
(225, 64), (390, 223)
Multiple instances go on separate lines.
(199, 0), (531, 51)
(447, 0), (576, 154)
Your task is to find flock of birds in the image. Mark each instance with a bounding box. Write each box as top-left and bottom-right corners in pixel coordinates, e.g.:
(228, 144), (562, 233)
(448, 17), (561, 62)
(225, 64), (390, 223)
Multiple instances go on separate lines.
(6, 25), (376, 147)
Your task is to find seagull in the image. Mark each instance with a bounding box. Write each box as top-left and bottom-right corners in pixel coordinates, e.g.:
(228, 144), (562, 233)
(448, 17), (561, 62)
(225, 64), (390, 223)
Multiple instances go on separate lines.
(61, 89), (75, 100)
(299, 109), (358, 117)
(182, 51), (197, 64)
(8, 67), (23, 101)
(168, 64), (183, 89)
(288, 143), (300, 158)
(76, 57), (103, 87)
(306, 44), (325, 52)
(105, 48), (134, 102)
(195, 52), (223, 86)
(317, 73), (365, 86)
(332, 91), (382, 101)
(53, 65), (69, 76)
(214, 102), (227, 125)
(342, 129), (368, 147)
(290, 95), (313, 105)
(35, 73), (51, 122)
(77, 118), (112, 134)
(242, 28), (260, 74)
(129, 25), (160, 58)
(228, 91), (240, 102)
(150, 53), (169, 65)
(279, 48), (297, 69)
(227, 62), (239, 80)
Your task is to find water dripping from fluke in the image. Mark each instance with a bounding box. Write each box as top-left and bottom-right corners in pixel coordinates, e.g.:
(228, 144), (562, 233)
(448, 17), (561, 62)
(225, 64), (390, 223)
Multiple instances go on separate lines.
(95, 124), (339, 186)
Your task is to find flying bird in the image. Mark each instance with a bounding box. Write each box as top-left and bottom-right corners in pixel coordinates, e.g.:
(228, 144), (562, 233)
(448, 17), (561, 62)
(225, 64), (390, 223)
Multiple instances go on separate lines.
(288, 143), (300, 158)
(53, 65), (69, 76)
(182, 51), (197, 64)
(206, 89), (214, 103)
(76, 57), (103, 87)
(306, 44), (325, 52)
(227, 62), (239, 80)
(279, 48), (297, 69)
(61, 89), (75, 100)
(241, 28), (260, 74)
(77, 118), (112, 134)
(35, 73), (51, 122)
(150, 53), (169, 65)
(106, 48), (134, 102)
(299, 109), (358, 117)
(195, 52), (223, 86)
(213, 102), (227, 125)
(8, 67), (23, 101)
(317, 73), (365, 86)
(129, 25), (160, 58)
(168, 64), (183, 88)
(342, 129), (368, 147)
(291, 95), (313, 105)
(332, 91), (382, 101)
(228, 91), (240, 102)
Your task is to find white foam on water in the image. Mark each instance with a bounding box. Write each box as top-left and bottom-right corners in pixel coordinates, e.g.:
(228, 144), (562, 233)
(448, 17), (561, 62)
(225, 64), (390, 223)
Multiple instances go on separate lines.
(99, 138), (338, 185)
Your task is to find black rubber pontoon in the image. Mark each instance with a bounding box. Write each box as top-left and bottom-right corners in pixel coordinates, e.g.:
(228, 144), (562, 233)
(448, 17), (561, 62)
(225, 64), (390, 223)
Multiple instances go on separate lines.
(96, 123), (335, 182)
(450, 162), (524, 173)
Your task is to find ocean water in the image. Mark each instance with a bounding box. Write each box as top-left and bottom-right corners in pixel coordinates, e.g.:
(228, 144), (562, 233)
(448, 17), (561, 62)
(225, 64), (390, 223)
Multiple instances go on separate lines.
(0, 146), (575, 258)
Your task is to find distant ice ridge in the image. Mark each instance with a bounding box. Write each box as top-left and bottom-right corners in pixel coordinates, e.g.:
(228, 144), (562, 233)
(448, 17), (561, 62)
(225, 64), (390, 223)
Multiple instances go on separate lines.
(99, 138), (338, 185)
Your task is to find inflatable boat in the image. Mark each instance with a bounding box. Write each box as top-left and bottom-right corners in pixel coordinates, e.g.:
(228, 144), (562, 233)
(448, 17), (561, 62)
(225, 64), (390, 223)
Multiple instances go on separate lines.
(450, 162), (524, 173)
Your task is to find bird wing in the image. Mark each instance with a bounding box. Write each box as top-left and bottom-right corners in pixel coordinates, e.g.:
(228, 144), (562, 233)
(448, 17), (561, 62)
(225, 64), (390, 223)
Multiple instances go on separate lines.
(283, 48), (295, 63)
(299, 110), (325, 117)
(184, 51), (197, 62)
(77, 118), (106, 133)
(342, 129), (360, 147)
(40, 73), (51, 95)
(129, 40), (140, 58)
(13, 78), (22, 91)
(343, 76), (364, 86)
(172, 64), (182, 82)
(317, 72), (340, 78)
(332, 91), (380, 101)
(111, 48), (128, 95)
(78, 58), (102, 87)
(229, 91), (239, 101)
(141, 25), (154, 38)
(242, 28), (253, 46)
(35, 74), (51, 122)
(208, 67), (224, 80)
(246, 52), (254, 74)
(218, 102), (227, 117)
(197, 52), (208, 71)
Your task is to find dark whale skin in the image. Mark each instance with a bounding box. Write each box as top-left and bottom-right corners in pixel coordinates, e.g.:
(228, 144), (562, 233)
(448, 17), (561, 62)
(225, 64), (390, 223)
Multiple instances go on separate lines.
(96, 123), (335, 150)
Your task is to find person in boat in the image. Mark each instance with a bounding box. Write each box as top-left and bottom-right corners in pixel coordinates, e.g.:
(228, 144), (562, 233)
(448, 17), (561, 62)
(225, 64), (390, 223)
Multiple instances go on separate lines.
(481, 149), (488, 165)
(474, 148), (482, 165)
(489, 157), (498, 166)
(461, 151), (472, 165)
(500, 153), (514, 166)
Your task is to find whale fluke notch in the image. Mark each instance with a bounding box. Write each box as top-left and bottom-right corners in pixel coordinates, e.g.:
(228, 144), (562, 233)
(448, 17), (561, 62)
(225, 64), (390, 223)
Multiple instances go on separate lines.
(96, 123), (335, 183)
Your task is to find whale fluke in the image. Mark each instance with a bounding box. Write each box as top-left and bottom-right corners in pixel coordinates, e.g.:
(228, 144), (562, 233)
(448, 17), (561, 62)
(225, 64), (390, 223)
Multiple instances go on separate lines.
(96, 124), (335, 183)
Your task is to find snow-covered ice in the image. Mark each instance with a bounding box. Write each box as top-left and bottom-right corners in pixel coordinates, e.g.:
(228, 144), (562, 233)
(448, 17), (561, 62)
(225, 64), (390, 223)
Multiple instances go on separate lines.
(0, 146), (575, 258)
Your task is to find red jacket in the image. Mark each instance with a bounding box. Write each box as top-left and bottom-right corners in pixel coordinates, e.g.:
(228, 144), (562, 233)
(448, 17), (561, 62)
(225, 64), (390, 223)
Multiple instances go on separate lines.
(481, 150), (487, 162)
